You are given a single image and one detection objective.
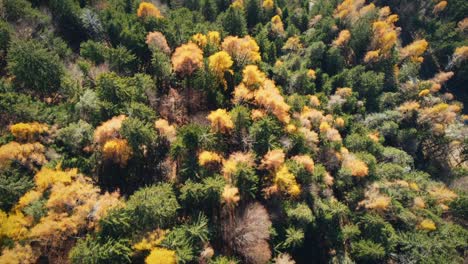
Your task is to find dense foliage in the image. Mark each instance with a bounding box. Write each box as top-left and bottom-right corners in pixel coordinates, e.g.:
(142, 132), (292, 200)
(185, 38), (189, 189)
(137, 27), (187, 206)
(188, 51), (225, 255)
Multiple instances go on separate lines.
(0, 0), (467, 263)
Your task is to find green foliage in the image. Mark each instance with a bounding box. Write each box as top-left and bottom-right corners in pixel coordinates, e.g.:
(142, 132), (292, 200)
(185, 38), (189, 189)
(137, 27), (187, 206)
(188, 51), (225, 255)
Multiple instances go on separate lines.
(171, 124), (214, 180)
(80, 40), (106, 64)
(56, 120), (93, 154)
(351, 239), (386, 263)
(249, 117), (281, 156)
(285, 202), (315, 228)
(281, 227), (305, 249)
(127, 183), (180, 230)
(95, 72), (153, 117)
(120, 117), (157, 156)
(0, 168), (34, 211)
(161, 214), (210, 263)
(179, 176), (225, 207)
(69, 236), (132, 264)
(219, 7), (247, 37)
(395, 224), (468, 264)
(99, 208), (133, 239)
(0, 1), (466, 263)
(7, 39), (64, 94)
(22, 198), (47, 223)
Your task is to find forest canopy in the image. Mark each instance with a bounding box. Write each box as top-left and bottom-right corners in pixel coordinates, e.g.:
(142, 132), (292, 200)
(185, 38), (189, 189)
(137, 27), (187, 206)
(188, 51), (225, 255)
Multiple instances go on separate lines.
(0, 0), (467, 263)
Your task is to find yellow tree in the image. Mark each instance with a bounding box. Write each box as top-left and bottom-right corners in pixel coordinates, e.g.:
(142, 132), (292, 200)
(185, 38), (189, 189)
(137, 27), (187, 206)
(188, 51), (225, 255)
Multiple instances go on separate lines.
(400, 39), (428, 62)
(271, 15), (285, 36)
(208, 51), (234, 80)
(254, 79), (291, 123)
(207, 109), (234, 133)
(137, 2), (163, 18)
(242, 65), (266, 89)
(332, 30), (351, 47)
(102, 139), (132, 166)
(191, 33), (208, 49)
(171, 42), (204, 77)
(221, 36), (261, 66)
(262, 0), (274, 10)
(198, 150), (223, 166)
(0, 141), (47, 170)
(10, 122), (48, 142)
(282, 36), (303, 52)
(145, 247), (177, 264)
(274, 165), (301, 197)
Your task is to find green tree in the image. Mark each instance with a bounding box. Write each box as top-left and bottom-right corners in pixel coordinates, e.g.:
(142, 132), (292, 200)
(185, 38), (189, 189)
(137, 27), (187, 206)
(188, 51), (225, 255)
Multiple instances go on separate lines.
(201, 0), (218, 22)
(7, 39), (64, 94)
(127, 183), (180, 230)
(246, 0), (261, 28)
(220, 6), (247, 37)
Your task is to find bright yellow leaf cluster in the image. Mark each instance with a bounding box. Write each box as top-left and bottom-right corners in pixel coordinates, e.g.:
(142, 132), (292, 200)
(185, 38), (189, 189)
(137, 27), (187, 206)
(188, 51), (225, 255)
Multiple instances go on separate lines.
(307, 69), (317, 80)
(137, 2), (163, 18)
(198, 150), (223, 166)
(271, 15), (285, 36)
(358, 184), (391, 211)
(0, 243), (36, 264)
(102, 139), (132, 166)
(35, 166), (76, 191)
(207, 31), (221, 47)
(364, 50), (380, 63)
(208, 51), (234, 78)
(231, 0), (244, 9)
(362, 195), (391, 211)
(262, 0), (274, 10)
(418, 103), (460, 132)
(418, 219), (436, 231)
(171, 42), (204, 77)
(0, 210), (30, 240)
(400, 39), (428, 63)
(366, 8), (399, 60)
(453, 46), (468, 63)
(207, 109), (234, 133)
(332, 30), (351, 47)
(28, 174), (110, 248)
(428, 186), (458, 205)
(274, 165), (301, 197)
(242, 65), (266, 89)
(0, 141), (47, 169)
(334, 0), (375, 23)
(145, 247), (177, 264)
(134, 229), (166, 251)
(191, 33), (208, 49)
(10, 122), (48, 141)
(221, 36), (261, 66)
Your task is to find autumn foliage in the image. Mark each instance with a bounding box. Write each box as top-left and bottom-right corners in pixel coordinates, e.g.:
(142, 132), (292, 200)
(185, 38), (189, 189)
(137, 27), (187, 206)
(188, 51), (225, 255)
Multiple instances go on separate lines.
(137, 2), (163, 18)
(221, 36), (261, 66)
(171, 43), (204, 77)
(207, 109), (234, 133)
